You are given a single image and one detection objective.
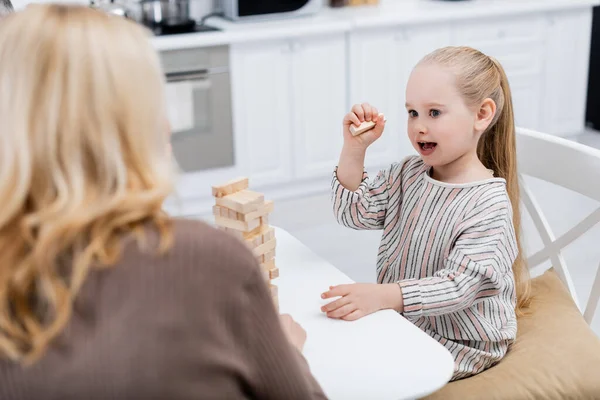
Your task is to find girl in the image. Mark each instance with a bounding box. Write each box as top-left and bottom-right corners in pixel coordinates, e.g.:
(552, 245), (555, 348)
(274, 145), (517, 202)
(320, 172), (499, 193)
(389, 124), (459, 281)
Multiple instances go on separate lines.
(0, 5), (326, 399)
(321, 46), (531, 380)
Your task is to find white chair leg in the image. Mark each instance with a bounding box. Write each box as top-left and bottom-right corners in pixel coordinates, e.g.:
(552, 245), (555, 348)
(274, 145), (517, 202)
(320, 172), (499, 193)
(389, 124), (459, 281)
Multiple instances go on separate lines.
(584, 261), (600, 325)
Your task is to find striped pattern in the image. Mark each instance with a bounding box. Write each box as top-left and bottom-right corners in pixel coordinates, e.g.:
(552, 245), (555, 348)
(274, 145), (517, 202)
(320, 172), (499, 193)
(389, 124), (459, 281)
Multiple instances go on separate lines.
(332, 156), (518, 380)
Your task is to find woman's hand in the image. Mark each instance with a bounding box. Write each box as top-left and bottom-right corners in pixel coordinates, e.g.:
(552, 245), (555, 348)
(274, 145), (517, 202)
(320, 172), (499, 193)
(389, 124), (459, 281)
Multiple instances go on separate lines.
(320, 283), (403, 321)
(279, 314), (307, 352)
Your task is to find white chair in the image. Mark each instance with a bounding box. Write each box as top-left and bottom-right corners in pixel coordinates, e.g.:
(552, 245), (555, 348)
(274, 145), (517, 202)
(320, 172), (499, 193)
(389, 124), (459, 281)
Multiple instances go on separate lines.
(517, 127), (600, 324)
(425, 127), (600, 400)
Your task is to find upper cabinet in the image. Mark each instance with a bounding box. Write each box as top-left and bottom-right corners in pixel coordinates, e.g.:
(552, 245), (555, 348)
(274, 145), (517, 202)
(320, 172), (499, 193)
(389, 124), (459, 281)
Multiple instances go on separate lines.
(541, 9), (594, 136)
(452, 16), (546, 131)
(230, 33), (347, 188)
(230, 39), (295, 188)
(291, 34), (347, 180)
(348, 24), (453, 169)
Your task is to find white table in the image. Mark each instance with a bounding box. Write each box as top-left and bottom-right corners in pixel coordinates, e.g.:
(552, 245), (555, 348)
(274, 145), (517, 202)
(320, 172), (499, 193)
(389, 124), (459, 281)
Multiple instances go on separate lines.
(274, 227), (454, 400)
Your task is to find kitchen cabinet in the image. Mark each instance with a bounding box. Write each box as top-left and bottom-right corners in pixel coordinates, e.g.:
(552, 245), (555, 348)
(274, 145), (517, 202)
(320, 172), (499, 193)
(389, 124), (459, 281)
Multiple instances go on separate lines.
(348, 25), (453, 169)
(291, 35), (347, 180)
(229, 39), (294, 188)
(161, 2), (598, 217)
(542, 9), (593, 136)
(230, 33), (347, 188)
(452, 16), (546, 131)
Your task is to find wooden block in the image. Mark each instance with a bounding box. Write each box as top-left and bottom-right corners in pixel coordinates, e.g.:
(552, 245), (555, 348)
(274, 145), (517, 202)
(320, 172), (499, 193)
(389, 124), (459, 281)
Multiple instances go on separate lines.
(349, 120), (375, 136)
(220, 225), (263, 240)
(244, 226), (274, 250)
(273, 296), (279, 312)
(349, 114), (386, 136)
(212, 177), (249, 198)
(258, 249), (276, 264)
(261, 215), (269, 226)
(227, 209), (239, 220)
(215, 215), (261, 232)
(269, 284), (278, 297)
(263, 227), (275, 243)
(269, 267), (279, 280)
(215, 190), (264, 214)
(253, 238), (276, 258)
(241, 200), (274, 222)
(260, 258), (276, 271)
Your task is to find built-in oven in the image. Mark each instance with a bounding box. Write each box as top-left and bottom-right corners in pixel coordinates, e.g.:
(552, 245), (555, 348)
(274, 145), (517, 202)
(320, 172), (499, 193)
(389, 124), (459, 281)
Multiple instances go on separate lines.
(160, 45), (234, 173)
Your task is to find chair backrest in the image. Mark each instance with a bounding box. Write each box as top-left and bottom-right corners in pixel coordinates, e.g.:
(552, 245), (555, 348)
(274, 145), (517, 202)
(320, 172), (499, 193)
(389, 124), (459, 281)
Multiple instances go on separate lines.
(516, 127), (600, 325)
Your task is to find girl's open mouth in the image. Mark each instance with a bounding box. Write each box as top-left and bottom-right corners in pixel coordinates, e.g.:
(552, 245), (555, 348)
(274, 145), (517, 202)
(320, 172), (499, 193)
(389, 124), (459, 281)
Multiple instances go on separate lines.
(418, 141), (437, 156)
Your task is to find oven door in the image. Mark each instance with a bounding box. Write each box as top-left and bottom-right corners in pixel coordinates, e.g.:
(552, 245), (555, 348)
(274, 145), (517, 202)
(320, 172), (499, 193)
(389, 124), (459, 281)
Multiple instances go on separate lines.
(163, 47), (234, 173)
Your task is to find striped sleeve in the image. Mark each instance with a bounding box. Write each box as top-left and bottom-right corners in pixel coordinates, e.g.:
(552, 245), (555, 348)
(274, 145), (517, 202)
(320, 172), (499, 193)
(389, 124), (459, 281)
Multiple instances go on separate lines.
(399, 199), (518, 319)
(330, 166), (394, 230)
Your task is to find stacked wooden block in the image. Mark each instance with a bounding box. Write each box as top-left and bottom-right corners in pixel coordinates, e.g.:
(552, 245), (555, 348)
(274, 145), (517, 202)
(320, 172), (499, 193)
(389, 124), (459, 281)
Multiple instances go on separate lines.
(212, 177), (279, 309)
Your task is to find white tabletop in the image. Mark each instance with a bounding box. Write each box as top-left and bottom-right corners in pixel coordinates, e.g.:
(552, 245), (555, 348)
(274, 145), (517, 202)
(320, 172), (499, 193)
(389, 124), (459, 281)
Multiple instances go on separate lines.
(274, 227), (454, 400)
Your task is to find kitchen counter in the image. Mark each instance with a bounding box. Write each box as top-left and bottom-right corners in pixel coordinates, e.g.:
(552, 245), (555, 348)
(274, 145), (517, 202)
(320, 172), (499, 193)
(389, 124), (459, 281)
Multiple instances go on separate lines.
(151, 0), (600, 51)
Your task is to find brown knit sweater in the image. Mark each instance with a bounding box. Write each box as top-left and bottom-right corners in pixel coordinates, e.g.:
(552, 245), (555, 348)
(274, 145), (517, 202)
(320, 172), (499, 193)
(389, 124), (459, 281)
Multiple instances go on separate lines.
(0, 219), (327, 400)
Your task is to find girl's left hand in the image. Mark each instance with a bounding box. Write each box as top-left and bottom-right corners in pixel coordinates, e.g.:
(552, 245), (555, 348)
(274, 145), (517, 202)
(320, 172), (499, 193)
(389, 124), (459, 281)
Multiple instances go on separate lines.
(320, 283), (391, 321)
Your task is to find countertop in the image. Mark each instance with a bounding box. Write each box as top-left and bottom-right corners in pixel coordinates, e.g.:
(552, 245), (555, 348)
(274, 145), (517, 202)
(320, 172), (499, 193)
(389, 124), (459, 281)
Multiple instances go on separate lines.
(152, 0), (600, 51)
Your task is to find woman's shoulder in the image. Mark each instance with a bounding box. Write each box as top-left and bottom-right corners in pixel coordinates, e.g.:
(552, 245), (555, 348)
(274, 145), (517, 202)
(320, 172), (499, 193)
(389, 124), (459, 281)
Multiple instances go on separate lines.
(119, 218), (260, 287)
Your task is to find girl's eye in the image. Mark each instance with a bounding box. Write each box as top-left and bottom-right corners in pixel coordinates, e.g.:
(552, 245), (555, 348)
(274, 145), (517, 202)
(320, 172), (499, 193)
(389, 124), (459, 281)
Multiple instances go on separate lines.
(408, 110), (418, 118)
(430, 109), (441, 118)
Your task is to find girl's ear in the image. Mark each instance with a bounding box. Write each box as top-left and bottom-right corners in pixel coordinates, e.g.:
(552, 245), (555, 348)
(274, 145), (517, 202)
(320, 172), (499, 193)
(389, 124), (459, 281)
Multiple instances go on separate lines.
(474, 98), (496, 133)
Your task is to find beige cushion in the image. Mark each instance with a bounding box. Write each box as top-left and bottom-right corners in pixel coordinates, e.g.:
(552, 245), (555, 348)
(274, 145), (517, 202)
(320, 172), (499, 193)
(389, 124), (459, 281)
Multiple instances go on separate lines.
(423, 269), (600, 400)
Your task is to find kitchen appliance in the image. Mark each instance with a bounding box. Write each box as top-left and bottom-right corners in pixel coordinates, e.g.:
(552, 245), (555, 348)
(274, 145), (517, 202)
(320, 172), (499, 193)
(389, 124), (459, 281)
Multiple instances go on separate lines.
(219, 0), (322, 21)
(140, 0), (191, 28)
(586, 6), (600, 130)
(160, 46), (235, 172)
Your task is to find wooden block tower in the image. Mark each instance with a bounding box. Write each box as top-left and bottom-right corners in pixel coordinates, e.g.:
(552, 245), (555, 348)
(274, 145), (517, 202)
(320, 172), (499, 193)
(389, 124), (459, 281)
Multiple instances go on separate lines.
(212, 177), (279, 309)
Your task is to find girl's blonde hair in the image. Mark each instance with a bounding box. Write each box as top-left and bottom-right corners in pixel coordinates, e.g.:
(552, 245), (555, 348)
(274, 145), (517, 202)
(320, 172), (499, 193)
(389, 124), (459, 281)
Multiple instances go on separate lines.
(0, 4), (175, 363)
(419, 46), (531, 315)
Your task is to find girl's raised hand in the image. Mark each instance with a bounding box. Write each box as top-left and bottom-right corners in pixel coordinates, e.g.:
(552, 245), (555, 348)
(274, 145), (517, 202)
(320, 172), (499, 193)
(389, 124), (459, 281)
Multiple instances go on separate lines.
(342, 103), (386, 151)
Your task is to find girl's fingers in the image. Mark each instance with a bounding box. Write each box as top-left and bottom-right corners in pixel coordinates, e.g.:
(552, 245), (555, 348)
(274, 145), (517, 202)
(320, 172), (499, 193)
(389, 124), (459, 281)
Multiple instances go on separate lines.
(321, 284), (351, 299)
(342, 309), (363, 321)
(362, 103), (373, 122)
(327, 303), (357, 319)
(321, 295), (351, 313)
(344, 112), (361, 128)
(351, 104), (365, 122)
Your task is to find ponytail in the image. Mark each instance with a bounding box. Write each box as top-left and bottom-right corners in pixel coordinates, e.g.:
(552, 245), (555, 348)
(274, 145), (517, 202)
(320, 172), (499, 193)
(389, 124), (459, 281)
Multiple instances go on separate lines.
(478, 57), (531, 315)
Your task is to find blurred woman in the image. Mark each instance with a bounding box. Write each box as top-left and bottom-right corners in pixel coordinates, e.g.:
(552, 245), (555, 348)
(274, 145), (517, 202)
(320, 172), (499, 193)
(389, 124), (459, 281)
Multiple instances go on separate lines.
(0, 5), (326, 399)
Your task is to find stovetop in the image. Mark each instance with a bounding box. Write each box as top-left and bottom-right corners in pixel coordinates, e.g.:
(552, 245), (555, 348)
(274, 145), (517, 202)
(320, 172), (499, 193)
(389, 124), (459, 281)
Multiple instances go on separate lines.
(148, 23), (221, 37)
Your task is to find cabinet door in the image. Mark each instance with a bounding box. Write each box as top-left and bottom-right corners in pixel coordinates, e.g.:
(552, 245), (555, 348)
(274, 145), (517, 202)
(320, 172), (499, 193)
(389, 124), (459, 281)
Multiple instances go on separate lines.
(542, 9), (593, 136)
(349, 25), (452, 170)
(395, 25), (454, 157)
(230, 40), (294, 187)
(453, 16), (546, 131)
(291, 33), (347, 180)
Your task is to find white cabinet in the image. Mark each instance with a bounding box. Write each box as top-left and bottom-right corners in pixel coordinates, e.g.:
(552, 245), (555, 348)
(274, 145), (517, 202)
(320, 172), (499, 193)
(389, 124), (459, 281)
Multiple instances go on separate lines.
(452, 16), (546, 131)
(291, 35), (347, 180)
(349, 25), (452, 169)
(230, 39), (294, 188)
(230, 33), (347, 187)
(542, 9), (593, 136)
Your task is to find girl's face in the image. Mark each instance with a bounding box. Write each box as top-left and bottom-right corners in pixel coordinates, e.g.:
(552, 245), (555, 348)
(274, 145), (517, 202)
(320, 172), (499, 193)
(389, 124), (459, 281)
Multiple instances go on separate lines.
(405, 63), (483, 168)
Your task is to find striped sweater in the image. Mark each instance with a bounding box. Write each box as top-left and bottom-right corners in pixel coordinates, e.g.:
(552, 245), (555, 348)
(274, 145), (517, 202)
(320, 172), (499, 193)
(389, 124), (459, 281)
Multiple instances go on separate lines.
(331, 156), (518, 380)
